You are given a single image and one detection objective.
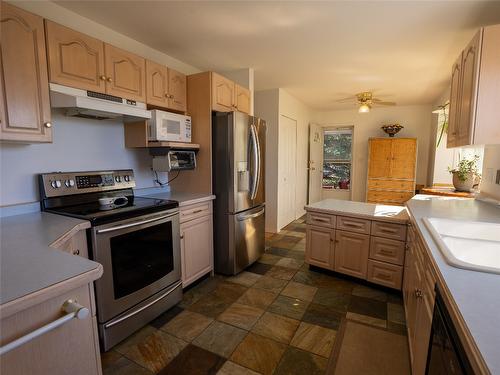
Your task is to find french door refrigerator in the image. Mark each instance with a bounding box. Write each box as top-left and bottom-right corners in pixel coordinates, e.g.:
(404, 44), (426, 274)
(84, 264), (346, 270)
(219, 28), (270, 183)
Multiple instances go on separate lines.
(212, 111), (266, 275)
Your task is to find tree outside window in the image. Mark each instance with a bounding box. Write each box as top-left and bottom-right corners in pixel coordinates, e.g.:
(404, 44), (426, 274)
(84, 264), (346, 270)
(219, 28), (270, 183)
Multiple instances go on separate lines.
(322, 128), (353, 190)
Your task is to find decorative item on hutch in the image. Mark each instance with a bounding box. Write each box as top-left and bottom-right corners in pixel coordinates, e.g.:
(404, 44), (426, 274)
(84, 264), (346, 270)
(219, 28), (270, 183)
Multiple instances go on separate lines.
(381, 124), (404, 137)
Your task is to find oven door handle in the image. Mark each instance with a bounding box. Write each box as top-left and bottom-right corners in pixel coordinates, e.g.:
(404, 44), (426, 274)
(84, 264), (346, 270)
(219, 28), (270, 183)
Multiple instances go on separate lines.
(104, 280), (182, 329)
(96, 213), (177, 234)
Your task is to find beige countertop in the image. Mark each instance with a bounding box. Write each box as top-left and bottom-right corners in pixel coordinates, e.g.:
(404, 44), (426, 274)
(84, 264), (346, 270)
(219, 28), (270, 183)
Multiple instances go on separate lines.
(305, 198), (409, 223)
(0, 212), (102, 310)
(145, 190), (215, 207)
(406, 195), (500, 374)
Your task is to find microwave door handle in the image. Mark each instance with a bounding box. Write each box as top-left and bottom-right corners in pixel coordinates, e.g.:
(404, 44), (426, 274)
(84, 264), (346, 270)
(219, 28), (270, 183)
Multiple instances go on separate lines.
(250, 124), (259, 199)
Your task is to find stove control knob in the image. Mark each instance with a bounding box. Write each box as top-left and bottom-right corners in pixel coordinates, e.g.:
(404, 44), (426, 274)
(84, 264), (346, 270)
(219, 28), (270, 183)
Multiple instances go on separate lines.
(115, 176), (122, 183)
(65, 179), (75, 188)
(51, 180), (62, 189)
(124, 175), (130, 182)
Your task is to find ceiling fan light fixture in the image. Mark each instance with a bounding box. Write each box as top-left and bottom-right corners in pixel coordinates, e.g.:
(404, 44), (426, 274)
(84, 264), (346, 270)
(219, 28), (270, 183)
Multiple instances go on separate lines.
(358, 103), (371, 113)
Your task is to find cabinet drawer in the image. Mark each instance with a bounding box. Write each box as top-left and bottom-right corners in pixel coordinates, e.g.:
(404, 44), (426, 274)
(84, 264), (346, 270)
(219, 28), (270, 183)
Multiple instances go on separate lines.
(369, 236), (405, 265)
(306, 212), (335, 228)
(367, 260), (403, 290)
(371, 221), (407, 241)
(336, 216), (370, 234)
(180, 201), (212, 223)
(367, 179), (414, 191)
(367, 190), (414, 204)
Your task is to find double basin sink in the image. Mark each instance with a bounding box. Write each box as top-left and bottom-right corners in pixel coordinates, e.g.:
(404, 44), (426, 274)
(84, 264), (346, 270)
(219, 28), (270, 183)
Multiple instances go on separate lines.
(423, 217), (500, 275)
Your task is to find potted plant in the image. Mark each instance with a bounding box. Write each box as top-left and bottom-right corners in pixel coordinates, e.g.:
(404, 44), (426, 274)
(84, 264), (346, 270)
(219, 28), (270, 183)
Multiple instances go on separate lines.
(448, 155), (480, 192)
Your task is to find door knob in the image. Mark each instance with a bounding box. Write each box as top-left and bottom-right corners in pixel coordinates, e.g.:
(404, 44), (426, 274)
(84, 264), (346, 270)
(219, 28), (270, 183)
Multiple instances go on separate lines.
(44, 122), (52, 128)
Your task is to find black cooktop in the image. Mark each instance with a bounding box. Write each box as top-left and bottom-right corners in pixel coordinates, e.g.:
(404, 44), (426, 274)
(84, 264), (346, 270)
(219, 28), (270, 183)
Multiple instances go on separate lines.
(45, 196), (178, 226)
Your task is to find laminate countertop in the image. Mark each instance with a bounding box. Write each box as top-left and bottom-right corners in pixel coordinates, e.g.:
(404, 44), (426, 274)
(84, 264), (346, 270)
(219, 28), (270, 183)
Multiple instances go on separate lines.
(0, 212), (102, 311)
(145, 191), (215, 207)
(305, 198), (409, 223)
(406, 195), (500, 374)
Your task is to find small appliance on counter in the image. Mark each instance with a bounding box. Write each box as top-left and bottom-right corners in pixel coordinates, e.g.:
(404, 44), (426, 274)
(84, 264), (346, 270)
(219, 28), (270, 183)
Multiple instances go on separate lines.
(39, 169), (181, 351)
(148, 109), (191, 142)
(212, 111), (266, 275)
(152, 150), (197, 172)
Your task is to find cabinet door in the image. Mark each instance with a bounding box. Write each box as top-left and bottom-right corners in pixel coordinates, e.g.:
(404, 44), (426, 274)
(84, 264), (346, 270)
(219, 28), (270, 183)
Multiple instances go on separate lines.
(447, 53), (462, 148)
(0, 3), (52, 143)
(104, 43), (146, 102)
(168, 68), (187, 112)
(390, 138), (416, 179)
(146, 59), (168, 107)
(181, 215), (213, 287)
(45, 20), (106, 93)
(235, 84), (251, 114)
(305, 225), (334, 270)
(457, 31), (481, 147)
(334, 230), (370, 279)
(368, 139), (392, 178)
(212, 72), (235, 112)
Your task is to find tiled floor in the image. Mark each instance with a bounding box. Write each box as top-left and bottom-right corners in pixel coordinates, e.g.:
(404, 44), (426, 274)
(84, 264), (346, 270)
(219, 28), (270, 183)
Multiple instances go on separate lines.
(102, 217), (407, 375)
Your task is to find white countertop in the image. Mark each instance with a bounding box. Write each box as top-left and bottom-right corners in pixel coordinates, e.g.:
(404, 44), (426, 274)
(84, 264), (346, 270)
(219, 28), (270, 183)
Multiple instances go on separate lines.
(145, 190), (215, 207)
(0, 212), (102, 306)
(406, 195), (500, 373)
(305, 198), (409, 223)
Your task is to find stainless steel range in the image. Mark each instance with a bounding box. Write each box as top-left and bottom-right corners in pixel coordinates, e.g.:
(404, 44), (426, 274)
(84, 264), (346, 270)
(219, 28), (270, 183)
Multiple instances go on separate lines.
(39, 170), (182, 351)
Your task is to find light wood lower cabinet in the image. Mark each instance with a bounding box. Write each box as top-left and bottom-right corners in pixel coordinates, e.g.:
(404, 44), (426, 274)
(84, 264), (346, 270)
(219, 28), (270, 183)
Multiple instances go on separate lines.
(305, 226), (334, 270)
(0, 3), (52, 143)
(0, 284), (102, 375)
(334, 230), (370, 278)
(180, 201), (214, 288)
(305, 209), (408, 290)
(403, 222), (436, 375)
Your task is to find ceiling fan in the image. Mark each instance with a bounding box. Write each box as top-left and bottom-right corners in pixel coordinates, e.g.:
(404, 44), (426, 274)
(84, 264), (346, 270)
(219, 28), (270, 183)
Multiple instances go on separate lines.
(336, 92), (396, 113)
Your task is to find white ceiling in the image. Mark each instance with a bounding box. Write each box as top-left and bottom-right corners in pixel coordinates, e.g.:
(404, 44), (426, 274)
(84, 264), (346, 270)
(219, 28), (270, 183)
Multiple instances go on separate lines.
(55, 1), (500, 110)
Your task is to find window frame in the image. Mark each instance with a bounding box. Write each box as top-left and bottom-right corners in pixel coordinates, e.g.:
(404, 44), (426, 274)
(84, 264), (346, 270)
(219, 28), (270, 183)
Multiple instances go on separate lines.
(322, 127), (354, 191)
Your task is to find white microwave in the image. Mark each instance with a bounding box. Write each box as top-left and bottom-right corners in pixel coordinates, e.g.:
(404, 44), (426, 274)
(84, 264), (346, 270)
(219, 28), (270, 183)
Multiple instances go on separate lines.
(148, 110), (192, 142)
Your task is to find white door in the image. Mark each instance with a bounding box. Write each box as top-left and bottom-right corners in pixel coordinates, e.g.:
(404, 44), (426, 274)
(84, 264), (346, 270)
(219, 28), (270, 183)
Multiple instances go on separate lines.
(278, 115), (297, 229)
(308, 123), (323, 204)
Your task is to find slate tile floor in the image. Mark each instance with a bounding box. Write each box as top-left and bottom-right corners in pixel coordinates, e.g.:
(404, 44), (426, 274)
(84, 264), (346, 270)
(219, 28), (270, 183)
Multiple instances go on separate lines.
(102, 217), (407, 375)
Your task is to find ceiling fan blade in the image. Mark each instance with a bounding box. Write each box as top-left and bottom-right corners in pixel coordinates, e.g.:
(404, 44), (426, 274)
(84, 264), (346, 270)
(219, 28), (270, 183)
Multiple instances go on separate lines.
(335, 97), (356, 103)
(372, 100), (396, 106)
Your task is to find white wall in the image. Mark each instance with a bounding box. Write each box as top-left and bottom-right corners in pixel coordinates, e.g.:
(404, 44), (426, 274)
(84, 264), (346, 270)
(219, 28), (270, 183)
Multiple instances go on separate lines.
(0, 112), (158, 206)
(254, 89), (280, 232)
(480, 144), (500, 200)
(313, 105), (433, 202)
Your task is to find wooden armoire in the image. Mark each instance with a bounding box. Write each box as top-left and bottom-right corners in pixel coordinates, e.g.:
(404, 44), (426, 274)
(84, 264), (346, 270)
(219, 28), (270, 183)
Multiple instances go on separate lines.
(366, 138), (417, 205)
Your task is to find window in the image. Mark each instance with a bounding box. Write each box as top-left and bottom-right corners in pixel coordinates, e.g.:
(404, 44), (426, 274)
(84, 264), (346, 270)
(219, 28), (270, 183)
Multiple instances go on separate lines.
(322, 128), (353, 190)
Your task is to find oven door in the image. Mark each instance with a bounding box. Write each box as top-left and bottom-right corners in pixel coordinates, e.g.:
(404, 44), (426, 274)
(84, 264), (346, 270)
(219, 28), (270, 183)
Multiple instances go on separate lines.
(91, 210), (180, 323)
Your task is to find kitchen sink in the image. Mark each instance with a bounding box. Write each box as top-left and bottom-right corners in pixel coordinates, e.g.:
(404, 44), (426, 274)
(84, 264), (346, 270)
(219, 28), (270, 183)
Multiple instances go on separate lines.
(423, 217), (500, 275)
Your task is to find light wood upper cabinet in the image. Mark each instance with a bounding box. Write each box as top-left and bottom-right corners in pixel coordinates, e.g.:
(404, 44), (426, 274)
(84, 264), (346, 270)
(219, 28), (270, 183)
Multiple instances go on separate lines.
(104, 44), (146, 102)
(334, 230), (370, 279)
(447, 25), (500, 147)
(447, 54), (462, 148)
(0, 3), (52, 143)
(235, 84), (251, 114)
(390, 138), (417, 179)
(168, 68), (187, 112)
(368, 139), (392, 178)
(212, 72), (235, 112)
(45, 20), (106, 93)
(146, 59), (169, 107)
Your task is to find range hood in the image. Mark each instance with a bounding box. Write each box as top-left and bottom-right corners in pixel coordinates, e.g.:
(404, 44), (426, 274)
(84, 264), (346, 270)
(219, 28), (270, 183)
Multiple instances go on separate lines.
(49, 83), (151, 121)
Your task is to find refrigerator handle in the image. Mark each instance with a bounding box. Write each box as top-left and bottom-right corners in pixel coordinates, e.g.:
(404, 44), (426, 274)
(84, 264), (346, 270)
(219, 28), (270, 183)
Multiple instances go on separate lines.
(237, 207), (265, 221)
(250, 123), (260, 199)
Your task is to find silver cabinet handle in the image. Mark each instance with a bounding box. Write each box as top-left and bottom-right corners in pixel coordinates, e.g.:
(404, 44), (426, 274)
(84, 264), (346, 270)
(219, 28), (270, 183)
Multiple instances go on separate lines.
(96, 213), (176, 234)
(237, 208), (265, 221)
(0, 300), (89, 356)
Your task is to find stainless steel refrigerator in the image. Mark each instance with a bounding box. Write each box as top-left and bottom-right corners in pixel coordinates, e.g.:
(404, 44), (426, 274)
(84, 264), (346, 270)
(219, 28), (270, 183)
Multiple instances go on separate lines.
(212, 111), (266, 275)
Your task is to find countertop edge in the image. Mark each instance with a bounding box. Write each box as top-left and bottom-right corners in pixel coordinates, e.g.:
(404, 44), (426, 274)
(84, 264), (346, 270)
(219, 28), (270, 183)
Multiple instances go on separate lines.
(304, 206), (409, 224)
(0, 263), (103, 319)
(405, 204), (491, 374)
